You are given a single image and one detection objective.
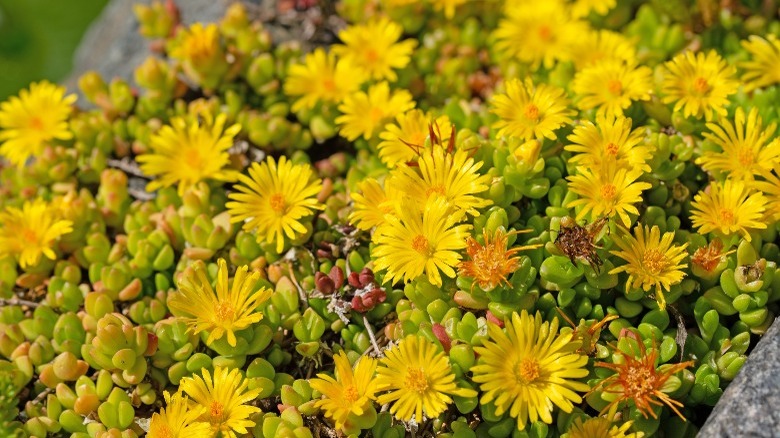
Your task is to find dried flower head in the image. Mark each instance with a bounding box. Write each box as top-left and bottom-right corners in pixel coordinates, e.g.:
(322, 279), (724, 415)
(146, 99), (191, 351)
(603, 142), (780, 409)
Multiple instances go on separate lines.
(554, 216), (609, 272)
(691, 239), (734, 273)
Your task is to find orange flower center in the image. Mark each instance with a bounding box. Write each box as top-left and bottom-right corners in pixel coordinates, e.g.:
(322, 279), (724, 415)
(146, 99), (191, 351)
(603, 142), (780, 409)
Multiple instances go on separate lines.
(322, 77), (337, 92)
(737, 148), (754, 167)
(524, 104), (540, 121)
(22, 228), (38, 244)
(719, 209), (735, 226)
(209, 400), (225, 424)
(693, 77), (710, 94)
(607, 79), (623, 95)
(515, 358), (540, 384)
(214, 302), (235, 322)
(370, 107), (385, 124)
(537, 25), (552, 41)
(365, 48), (379, 63)
(29, 116), (44, 131)
(411, 235), (430, 255)
(404, 367), (429, 394)
(425, 185), (446, 198)
(343, 385), (359, 403)
(269, 193), (287, 214)
(605, 142), (620, 156)
(623, 362), (656, 397)
(600, 184), (617, 200)
(642, 249), (667, 274)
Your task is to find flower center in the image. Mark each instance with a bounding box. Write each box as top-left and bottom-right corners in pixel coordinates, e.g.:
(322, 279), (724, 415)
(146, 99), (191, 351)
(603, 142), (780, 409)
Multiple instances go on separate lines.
(322, 77), (337, 92)
(515, 358), (540, 384)
(719, 209), (735, 226)
(600, 183), (617, 200)
(269, 193), (286, 214)
(365, 48), (379, 63)
(605, 142), (620, 156)
(22, 228), (38, 244)
(411, 235), (430, 255)
(537, 25), (552, 41)
(209, 400), (225, 424)
(343, 385), (359, 403)
(425, 185), (446, 198)
(214, 302), (235, 322)
(29, 116), (44, 131)
(404, 367), (429, 394)
(737, 148), (754, 167)
(642, 249), (667, 274)
(624, 363), (655, 397)
(693, 77), (710, 94)
(607, 79), (623, 95)
(154, 424), (173, 438)
(370, 107), (385, 124)
(524, 104), (540, 121)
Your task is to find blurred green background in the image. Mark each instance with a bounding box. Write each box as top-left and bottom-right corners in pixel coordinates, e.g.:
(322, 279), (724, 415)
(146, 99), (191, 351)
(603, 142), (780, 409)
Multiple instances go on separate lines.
(0, 0), (109, 100)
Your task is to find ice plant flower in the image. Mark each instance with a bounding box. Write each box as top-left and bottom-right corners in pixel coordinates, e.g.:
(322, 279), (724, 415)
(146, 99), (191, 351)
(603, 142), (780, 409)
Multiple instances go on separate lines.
(0, 199), (73, 269)
(570, 0), (617, 18)
(227, 155), (323, 253)
(336, 82), (415, 141)
(148, 391), (210, 438)
(372, 197), (471, 286)
(0, 81), (75, 166)
(569, 30), (637, 71)
(137, 114), (241, 195)
(309, 351), (378, 432)
(756, 162), (780, 221)
(348, 178), (399, 231)
(696, 107), (780, 183)
(572, 60), (653, 117)
(393, 145), (492, 217)
(592, 331), (694, 420)
(491, 78), (575, 141)
(493, 0), (586, 69)
(661, 50), (738, 120)
(179, 367), (262, 438)
(378, 109), (452, 167)
(284, 48), (364, 112)
(472, 310), (590, 431)
(565, 113), (651, 173)
(567, 165), (651, 227)
(565, 416), (642, 438)
(332, 17), (416, 82)
(169, 258), (272, 347)
(375, 335), (477, 421)
(690, 179), (767, 242)
(458, 228), (539, 290)
(168, 23), (227, 90)
(609, 225), (689, 310)
(740, 34), (780, 91)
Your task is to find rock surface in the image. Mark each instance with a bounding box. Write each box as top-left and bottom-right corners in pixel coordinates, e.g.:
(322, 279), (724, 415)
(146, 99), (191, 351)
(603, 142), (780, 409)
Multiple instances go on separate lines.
(699, 316), (780, 437)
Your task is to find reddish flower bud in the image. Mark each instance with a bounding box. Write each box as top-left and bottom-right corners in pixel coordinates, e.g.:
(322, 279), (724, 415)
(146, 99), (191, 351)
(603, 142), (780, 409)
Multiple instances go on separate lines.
(486, 311), (504, 328)
(359, 268), (375, 286)
(432, 323), (451, 353)
(315, 272), (335, 295)
(329, 266), (345, 289)
(348, 271), (362, 288)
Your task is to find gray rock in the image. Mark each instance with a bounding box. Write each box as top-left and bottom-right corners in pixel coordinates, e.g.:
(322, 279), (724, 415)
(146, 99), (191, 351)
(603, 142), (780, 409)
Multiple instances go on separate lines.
(699, 316), (780, 438)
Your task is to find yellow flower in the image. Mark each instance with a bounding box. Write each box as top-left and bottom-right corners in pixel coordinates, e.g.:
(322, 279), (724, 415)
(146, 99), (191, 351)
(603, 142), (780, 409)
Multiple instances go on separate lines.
(137, 114), (241, 195)
(567, 165), (651, 227)
(378, 109), (452, 168)
(0, 81), (75, 166)
(609, 225), (689, 310)
(565, 417), (642, 438)
(148, 392), (211, 438)
(168, 23), (227, 89)
(472, 310), (590, 431)
(565, 113), (651, 173)
(348, 178), (400, 231)
(572, 60), (653, 117)
(740, 34), (780, 92)
(571, 0), (617, 18)
(169, 258), (272, 347)
(690, 179), (767, 242)
(376, 335), (477, 421)
(493, 0), (587, 69)
(336, 82), (415, 141)
(284, 48), (364, 112)
(569, 30), (637, 71)
(373, 197), (471, 286)
(0, 199), (73, 269)
(661, 50), (738, 120)
(392, 145), (491, 217)
(491, 78), (574, 141)
(309, 351), (378, 432)
(429, 0), (467, 18)
(227, 155), (323, 253)
(180, 367), (262, 438)
(696, 107), (780, 183)
(332, 17), (416, 82)
(458, 228), (539, 290)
